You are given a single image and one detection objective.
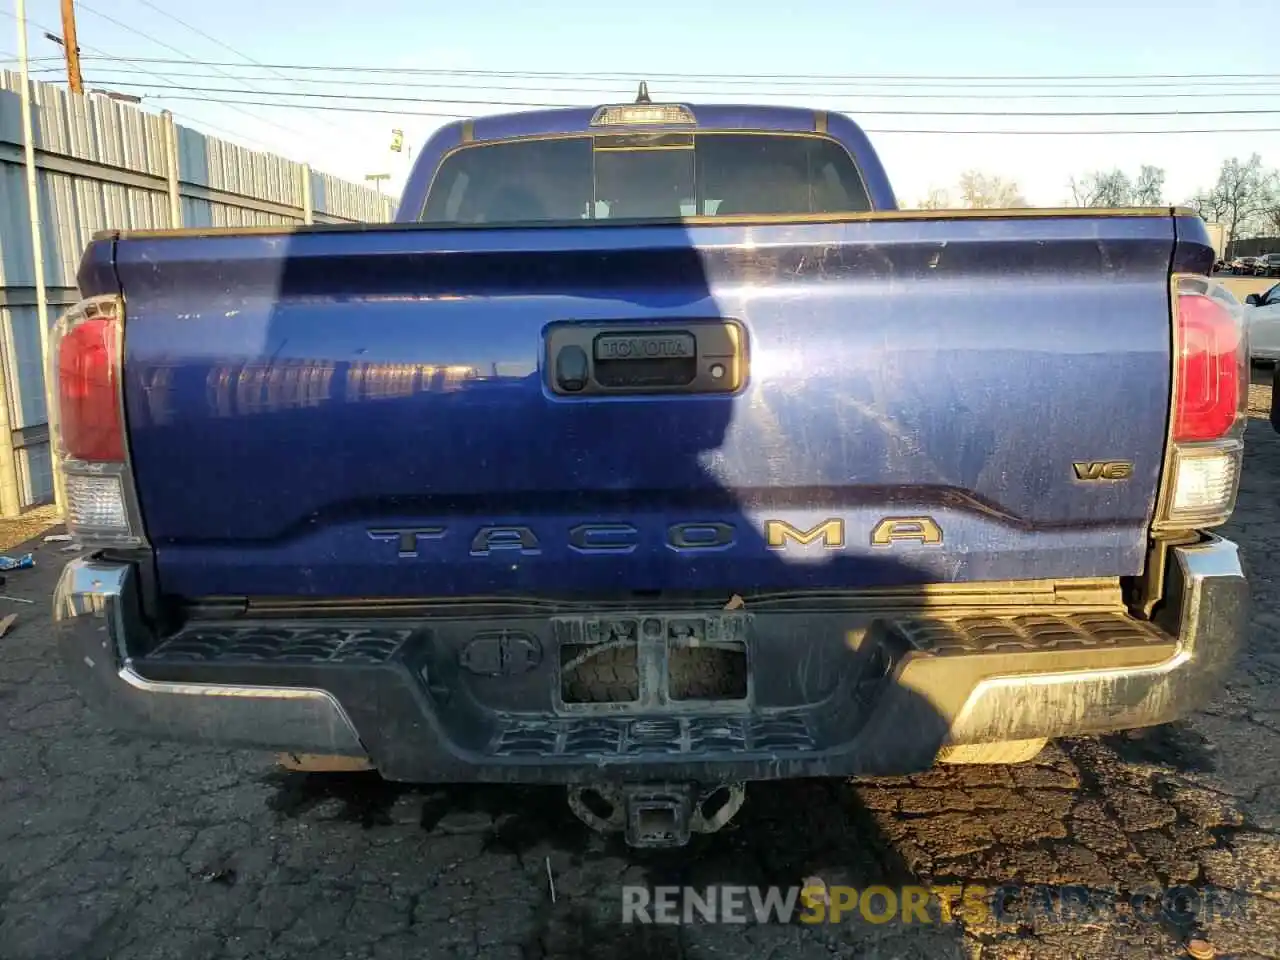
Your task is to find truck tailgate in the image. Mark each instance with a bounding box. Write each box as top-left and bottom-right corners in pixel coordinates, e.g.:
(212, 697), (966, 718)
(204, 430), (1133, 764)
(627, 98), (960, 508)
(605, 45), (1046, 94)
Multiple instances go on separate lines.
(113, 213), (1175, 598)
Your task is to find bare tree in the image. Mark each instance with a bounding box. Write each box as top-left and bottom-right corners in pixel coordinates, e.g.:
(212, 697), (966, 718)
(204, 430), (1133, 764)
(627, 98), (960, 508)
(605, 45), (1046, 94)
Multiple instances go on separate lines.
(956, 171), (1027, 209)
(1069, 175), (1101, 207)
(1186, 192), (1231, 224)
(1261, 195), (1280, 237)
(1132, 166), (1166, 206)
(1072, 169), (1132, 207)
(1253, 169), (1280, 237)
(1190, 155), (1271, 243)
(1067, 165), (1164, 207)
(914, 187), (952, 210)
(911, 177), (1025, 210)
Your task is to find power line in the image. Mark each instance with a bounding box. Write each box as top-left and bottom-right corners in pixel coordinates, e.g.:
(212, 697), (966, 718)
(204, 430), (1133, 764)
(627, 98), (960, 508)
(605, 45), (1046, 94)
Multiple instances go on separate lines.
(39, 56), (1280, 84)
(121, 0), (280, 66)
(0, 53), (63, 63)
(66, 83), (1280, 117)
(0, 7), (278, 152)
(37, 66), (1280, 100)
(117, 0), (346, 132)
(38, 59), (1280, 90)
(164, 108), (275, 149)
(55, 70), (1280, 96)
(74, 0), (318, 139)
(10, 20), (1280, 143)
(105, 95), (1280, 133)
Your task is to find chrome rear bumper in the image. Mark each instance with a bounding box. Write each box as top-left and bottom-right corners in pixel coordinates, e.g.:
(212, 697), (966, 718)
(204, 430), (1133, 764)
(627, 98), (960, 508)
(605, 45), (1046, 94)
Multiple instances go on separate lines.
(53, 535), (1247, 781)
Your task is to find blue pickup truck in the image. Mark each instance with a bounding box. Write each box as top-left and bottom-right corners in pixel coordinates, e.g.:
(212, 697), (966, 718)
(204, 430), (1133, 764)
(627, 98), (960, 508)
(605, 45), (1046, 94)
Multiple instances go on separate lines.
(52, 94), (1249, 849)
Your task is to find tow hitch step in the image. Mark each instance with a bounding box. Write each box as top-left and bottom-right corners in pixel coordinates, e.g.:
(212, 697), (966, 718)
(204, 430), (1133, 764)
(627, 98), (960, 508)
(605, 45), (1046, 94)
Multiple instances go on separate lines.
(568, 782), (745, 848)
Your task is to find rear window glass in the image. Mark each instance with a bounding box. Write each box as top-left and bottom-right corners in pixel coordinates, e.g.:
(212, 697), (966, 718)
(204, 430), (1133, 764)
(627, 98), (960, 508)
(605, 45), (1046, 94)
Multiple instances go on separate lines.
(420, 133), (871, 224)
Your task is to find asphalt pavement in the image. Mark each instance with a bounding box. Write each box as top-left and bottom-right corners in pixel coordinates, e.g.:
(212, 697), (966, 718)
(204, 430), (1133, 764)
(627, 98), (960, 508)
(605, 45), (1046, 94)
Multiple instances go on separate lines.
(0, 388), (1278, 960)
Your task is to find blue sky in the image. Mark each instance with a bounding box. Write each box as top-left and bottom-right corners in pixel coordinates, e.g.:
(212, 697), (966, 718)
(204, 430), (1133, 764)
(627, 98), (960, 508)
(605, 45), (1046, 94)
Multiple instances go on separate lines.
(3, 0), (1278, 207)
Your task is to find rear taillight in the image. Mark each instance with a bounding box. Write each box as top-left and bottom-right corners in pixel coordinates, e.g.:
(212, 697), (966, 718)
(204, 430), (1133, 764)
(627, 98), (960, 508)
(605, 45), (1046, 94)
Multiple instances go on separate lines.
(57, 311), (124, 462)
(48, 295), (147, 548)
(1156, 275), (1247, 532)
(1172, 287), (1243, 443)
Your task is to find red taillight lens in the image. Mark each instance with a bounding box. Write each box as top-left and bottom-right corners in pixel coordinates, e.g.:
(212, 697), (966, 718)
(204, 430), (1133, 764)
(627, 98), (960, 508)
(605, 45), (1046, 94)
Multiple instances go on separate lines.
(56, 312), (124, 462)
(1172, 287), (1242, 443)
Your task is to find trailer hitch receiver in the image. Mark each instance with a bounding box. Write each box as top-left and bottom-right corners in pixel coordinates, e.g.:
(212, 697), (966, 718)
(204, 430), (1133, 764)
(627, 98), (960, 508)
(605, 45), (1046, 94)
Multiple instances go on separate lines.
(568, 781), (745, 849)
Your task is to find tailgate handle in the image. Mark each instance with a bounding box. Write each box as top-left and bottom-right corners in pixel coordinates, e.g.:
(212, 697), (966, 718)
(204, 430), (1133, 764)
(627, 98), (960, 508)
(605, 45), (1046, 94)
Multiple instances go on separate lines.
(593, 332), (697, 388)
(547, 320), (745, 396)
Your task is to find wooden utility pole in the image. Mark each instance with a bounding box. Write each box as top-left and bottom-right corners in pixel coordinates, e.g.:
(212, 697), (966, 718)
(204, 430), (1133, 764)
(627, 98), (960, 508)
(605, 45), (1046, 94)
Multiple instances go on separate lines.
(59, 0), (83, 93)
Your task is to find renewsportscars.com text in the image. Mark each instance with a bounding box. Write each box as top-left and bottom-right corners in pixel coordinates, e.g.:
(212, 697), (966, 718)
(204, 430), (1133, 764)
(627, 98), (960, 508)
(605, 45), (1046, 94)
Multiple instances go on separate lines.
(621, 883), (1251, 926)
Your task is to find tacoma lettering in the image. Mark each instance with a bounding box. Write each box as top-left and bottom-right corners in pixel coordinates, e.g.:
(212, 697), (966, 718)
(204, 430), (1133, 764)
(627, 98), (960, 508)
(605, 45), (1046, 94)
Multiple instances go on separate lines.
(470, 526), (541, 556)
(370, 517), (944, 556)
(765, 519), (844, 549)
(366, 526), (445, 557)
(870, 517), (943, 547)
(666, 522), (736, 551)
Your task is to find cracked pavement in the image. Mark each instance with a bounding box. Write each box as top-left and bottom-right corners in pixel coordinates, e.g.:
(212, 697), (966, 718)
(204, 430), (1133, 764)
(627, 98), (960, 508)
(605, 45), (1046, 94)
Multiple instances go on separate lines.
(1, 386), (1278, 960)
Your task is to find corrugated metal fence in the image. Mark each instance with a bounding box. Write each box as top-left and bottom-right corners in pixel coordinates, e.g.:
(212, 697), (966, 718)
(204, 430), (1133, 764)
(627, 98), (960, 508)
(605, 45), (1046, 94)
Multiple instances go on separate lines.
(1228, 236), (1280, 259)
(0, 72), (397, 516)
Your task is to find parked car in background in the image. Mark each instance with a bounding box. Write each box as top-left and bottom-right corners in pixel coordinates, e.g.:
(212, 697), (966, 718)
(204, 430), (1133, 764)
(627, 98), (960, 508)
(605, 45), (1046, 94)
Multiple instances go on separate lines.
(1246, 281), (1280, 364)
(1260, 253), (1280, 277)
(1233, 256), (1263, 275)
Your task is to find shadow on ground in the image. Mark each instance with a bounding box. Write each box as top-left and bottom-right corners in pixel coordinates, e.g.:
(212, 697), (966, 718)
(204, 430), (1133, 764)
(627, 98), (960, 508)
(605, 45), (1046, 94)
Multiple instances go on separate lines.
(265, 769), (909, 881)
(1100, 722), (1219, 776)
(263, 767), (965, 958)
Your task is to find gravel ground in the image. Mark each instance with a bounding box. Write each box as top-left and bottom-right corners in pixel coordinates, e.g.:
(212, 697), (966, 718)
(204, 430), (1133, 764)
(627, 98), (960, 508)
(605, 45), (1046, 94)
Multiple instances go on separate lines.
(1, 389), (1277, 960)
